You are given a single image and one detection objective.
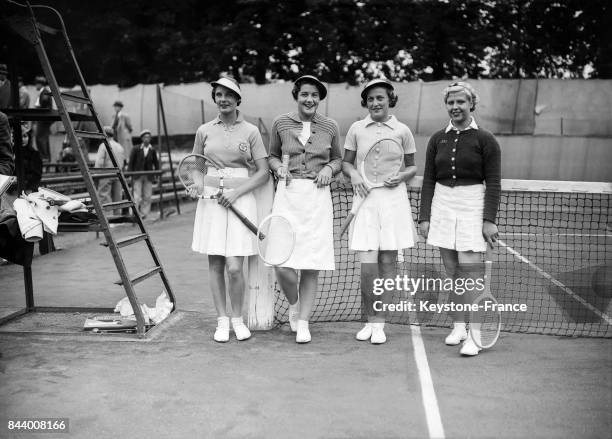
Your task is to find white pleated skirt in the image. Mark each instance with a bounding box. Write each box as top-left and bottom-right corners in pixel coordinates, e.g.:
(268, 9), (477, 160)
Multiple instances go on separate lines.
(427, 183), (487, 252)
(349, 182), (419, 251)
(191, 168), (258, 257)
(271, 179), (335, 270)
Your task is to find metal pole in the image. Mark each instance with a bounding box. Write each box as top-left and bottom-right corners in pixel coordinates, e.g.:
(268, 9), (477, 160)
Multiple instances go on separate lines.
(157, 85), (181, 214)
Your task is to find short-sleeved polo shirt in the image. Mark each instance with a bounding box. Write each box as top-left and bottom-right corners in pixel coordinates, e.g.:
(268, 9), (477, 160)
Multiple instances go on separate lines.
(192, 111), (267, 174)
(344, 115), (416, 170)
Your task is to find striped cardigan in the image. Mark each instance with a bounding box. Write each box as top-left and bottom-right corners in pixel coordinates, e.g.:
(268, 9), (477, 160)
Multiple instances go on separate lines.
(268, 112), (342, 178)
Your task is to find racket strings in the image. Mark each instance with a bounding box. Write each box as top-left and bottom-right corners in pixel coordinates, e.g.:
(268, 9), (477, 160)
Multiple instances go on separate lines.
(258, 215), (295, 266)
(362, 139), (404, 186)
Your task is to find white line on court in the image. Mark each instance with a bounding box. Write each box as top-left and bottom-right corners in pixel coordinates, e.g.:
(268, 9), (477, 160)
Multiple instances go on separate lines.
(498, 239), (612, 325)
(410, 324), (445, 439)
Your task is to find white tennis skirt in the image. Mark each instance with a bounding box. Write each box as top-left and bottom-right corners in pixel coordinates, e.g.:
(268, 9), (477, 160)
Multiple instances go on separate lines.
(427, 183), (487, 252)
(271, 179), (335, 270)
(349, 182), (419, 251)
(192, 168), (258, 257)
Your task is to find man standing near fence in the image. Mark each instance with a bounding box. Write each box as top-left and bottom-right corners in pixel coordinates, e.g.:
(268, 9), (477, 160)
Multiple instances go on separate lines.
(95, 126), (125, 215)
(111, 100), (133, 162)
(34, 75), (53, 162)
(128, 129), (159, 219)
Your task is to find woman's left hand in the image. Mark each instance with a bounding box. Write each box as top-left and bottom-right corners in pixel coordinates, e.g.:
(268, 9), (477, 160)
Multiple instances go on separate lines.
(218, 190), (242, 208)
(314, 166), (333, 188)
(482, 221), (499, 249)
(383, 173), (403, 188)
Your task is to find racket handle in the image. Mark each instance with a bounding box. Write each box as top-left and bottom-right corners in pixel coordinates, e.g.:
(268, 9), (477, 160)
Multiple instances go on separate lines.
(282, 154), (290, 186)
(228, 204), (264, 239)
(339, 213), (354, 237)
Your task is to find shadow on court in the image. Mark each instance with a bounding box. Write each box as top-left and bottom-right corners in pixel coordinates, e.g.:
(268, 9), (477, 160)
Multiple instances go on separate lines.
(1, 204), (611, 438)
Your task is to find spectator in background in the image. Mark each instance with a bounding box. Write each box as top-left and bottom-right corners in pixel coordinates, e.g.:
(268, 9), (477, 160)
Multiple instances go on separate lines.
(33, 75), (53, 162)
(18, 77), (30, 109)
(0, 64), (11, 109)
(128, 129), (158, 219)
(111, 101), (133, 162)
(95, 126), (125, 215)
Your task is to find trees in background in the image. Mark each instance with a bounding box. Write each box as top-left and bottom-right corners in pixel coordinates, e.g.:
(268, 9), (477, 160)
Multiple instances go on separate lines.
(1, 0), (609, 85)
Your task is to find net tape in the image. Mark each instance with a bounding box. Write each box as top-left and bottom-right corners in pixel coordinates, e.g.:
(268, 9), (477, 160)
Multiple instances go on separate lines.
(273, 178), (612, 338)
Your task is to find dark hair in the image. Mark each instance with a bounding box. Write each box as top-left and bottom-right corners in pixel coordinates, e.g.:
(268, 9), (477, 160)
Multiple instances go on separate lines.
(361, 87), (398, 108)
(211, 86), (241, 106)
(291, 79), (325, 101)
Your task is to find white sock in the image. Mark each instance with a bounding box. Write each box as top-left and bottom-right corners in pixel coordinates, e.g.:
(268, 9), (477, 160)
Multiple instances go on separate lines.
(231, 317), (245, 328)
(217, 316), (230, 328)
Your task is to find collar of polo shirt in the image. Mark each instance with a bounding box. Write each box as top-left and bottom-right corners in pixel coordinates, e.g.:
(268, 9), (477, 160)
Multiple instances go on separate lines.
(213, 110), (245, 125)
(287, 111), (324, 124)
(364, 114), (398, 129)
(445, 117), (478, 133)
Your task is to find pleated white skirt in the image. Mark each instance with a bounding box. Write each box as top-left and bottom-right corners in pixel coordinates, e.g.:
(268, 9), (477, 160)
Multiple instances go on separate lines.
(349, 182), (419, 251)
(191, 168), (258, 256)
(427, 183), (487, 252)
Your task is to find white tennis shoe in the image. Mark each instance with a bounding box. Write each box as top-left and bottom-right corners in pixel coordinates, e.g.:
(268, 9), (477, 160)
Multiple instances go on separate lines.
(231, 317), (251, 341)
(445, 323), (467, 345)
(214, 316), (230, 343)
(296, 320), (311, 343)
(356, 323), (373, 341)
(370, 323), (386, 344)
(460, 334), (482, 356)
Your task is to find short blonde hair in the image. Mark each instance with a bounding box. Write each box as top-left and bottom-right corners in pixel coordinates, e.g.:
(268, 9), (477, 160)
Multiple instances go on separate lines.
(443, 81), (479, 111)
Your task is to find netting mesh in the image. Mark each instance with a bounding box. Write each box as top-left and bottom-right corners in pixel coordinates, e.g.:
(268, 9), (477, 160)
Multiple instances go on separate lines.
(273, 180), (612, 338)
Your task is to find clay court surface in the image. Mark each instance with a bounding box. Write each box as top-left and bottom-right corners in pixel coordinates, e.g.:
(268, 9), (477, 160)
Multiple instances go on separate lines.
(1, 204), (611, 439)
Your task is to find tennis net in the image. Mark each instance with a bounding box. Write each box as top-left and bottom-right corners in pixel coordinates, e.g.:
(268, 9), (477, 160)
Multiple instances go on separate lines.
(273, 178), (612, 338)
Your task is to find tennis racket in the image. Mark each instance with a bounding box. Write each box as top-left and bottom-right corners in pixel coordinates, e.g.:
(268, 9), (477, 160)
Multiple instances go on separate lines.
(256, 214), (295, 266)
(469, 251), (502, 349)
(340, 138), (404, 236)
(178, 153), (262, 238)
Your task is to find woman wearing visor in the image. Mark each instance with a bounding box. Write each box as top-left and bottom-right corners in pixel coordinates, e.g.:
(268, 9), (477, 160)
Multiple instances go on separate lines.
(342, 78), (418, 344)
(191, 76), (270, 343)
(268, 75), (342, 343)
(419, 81), (501, 356)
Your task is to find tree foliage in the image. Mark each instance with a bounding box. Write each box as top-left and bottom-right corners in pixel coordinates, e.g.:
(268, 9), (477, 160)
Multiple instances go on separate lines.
(1, 0), (609, 85)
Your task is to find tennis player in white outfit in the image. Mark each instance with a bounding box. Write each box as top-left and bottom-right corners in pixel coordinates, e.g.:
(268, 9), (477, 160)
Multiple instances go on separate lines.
(342, 78), (419, 344)
(191, 76), (270, 343)
(268, 75), (343, 343)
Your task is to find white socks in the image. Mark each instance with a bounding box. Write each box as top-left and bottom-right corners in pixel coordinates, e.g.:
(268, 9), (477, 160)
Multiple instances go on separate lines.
(288, 302), (299, 333)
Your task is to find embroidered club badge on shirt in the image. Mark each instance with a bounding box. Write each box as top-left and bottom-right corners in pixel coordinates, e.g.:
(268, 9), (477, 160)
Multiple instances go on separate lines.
(238, 142), (248, 153)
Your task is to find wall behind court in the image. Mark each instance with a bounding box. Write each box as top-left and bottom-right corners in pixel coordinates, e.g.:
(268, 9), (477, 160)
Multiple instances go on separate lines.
(26, 79), (611, 181)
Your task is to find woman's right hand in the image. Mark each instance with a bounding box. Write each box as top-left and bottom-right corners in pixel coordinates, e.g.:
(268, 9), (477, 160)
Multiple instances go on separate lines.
(186, 183), (203, 199)
(419, 221), (430, 239)
(277, 166), (292, 186)
(351, 170), (369, 198)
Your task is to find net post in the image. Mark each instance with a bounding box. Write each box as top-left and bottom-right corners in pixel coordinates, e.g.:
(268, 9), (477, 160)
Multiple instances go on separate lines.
(245, 178), (276, 330)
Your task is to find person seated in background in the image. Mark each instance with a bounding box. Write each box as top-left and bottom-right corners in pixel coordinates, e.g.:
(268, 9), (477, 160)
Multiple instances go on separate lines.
(95, 126), (125, 215)
(0, 111), (14, 178)
(128, 129), (159, 219)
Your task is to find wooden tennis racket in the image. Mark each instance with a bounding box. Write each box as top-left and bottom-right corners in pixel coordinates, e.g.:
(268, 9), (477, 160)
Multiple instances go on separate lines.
(340, 138), (405, 236)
